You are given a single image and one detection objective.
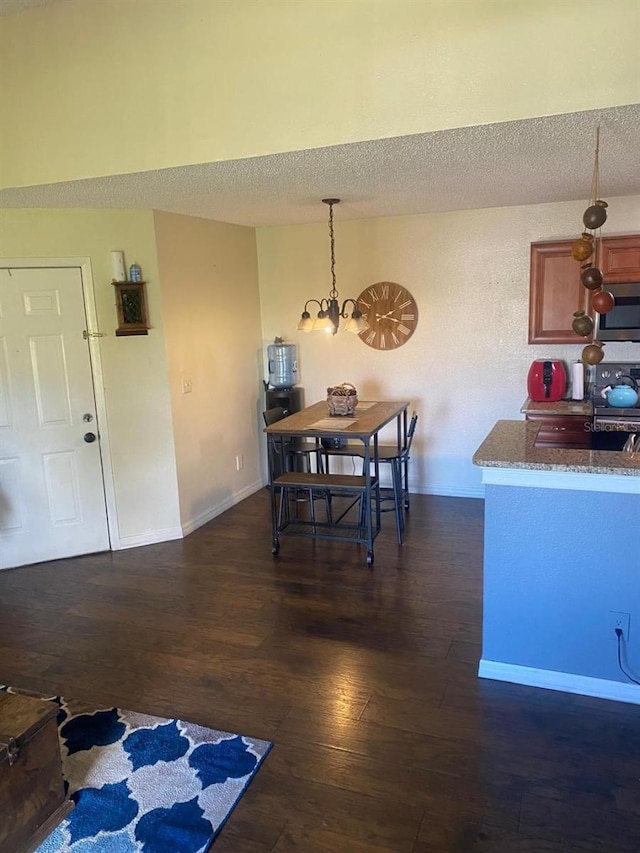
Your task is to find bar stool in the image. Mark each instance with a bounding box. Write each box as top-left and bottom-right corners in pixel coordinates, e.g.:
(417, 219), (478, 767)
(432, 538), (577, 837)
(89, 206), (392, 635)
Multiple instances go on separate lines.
(373, 412), (418, 544)
(320, 411), (418, 543)
(263, 407), (330, 525)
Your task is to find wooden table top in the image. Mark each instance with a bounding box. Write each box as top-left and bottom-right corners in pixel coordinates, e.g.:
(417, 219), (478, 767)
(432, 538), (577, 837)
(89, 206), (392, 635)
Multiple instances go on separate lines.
(264, 400), (410, 438)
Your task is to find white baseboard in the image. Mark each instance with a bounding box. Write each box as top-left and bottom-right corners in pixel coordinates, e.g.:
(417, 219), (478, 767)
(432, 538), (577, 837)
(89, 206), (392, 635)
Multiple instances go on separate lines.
(6, 480), (479, 563)
(413, 483), (485, 499)
(114, 479), (479, 548)
(113, 526), (184, 550)
(181, 479), (264, 536)
(113, 480), (264, 547)
(478, 659), (640, 705)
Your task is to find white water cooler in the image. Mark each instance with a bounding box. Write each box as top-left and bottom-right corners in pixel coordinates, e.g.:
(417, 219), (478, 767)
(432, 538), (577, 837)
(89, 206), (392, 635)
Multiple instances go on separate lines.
(264, 341), (305, 475)
(267, 341), (297, 390)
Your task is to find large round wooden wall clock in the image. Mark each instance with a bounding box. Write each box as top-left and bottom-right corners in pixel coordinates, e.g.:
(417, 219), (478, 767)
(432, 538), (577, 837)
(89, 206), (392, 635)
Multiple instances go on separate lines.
(356, 282), (419, 350)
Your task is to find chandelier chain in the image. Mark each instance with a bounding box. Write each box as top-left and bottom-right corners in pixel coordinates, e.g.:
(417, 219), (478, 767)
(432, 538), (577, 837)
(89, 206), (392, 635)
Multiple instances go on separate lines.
(297, 197), (366, 335)
(328, 201), (338, 300)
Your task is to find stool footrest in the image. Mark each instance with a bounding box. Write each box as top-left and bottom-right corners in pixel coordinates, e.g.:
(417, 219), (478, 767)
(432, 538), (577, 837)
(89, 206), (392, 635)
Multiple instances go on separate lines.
(274, 473), (374, 491)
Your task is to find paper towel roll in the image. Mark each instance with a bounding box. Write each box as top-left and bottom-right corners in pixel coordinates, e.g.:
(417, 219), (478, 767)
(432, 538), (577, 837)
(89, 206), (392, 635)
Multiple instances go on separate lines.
(571, 361), (584, 400)
(110, 251), (126, 282)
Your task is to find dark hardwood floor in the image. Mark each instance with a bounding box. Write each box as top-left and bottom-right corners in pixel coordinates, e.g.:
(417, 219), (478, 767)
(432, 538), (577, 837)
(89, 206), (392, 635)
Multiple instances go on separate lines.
(1, 491), (639, 852)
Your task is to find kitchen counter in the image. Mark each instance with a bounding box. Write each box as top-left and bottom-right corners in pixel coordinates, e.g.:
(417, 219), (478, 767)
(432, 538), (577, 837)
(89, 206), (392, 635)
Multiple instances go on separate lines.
(520, 398), (593, 417)
(473, 420), (639, 706)
(473, 419), (639, 477)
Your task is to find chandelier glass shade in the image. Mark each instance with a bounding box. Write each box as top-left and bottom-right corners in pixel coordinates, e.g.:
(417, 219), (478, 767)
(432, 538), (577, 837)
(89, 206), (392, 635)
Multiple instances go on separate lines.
(297, 199), (369, 336)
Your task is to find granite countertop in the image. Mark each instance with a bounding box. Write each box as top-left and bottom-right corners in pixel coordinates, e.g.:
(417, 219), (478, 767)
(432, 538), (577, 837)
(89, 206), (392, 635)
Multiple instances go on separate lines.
(473, 420), (640, 477)
(521, 398), (593, 417)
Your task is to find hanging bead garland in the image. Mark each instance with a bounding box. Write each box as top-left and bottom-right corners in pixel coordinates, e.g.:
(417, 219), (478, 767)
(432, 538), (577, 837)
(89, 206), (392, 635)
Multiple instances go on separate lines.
(570, 126), (615, 364)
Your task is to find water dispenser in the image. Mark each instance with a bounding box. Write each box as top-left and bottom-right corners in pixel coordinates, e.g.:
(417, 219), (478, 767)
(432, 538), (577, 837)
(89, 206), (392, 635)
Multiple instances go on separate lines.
(264, 339), (305, 475)
(267, 340), (297, 389)
(265, 340), (302, 415)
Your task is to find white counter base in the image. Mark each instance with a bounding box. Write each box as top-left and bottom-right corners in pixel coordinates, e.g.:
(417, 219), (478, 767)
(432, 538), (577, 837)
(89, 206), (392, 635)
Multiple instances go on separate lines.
(480, 466), (638, 494)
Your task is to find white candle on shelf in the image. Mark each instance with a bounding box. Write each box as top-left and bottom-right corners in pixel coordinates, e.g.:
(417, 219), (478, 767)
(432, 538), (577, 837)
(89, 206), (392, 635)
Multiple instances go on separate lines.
(110, 251), (126, 282)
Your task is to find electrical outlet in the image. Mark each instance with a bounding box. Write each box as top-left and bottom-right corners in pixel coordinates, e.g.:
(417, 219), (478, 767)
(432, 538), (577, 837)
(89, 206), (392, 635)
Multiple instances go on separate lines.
(181, 378), (193, 394)
(608, 611), (630, 640)
(235, 454), (244, 471)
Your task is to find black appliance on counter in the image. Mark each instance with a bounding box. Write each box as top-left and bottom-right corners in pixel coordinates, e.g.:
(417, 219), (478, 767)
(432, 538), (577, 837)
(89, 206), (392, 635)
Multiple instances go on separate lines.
(591, 361), (640, 451)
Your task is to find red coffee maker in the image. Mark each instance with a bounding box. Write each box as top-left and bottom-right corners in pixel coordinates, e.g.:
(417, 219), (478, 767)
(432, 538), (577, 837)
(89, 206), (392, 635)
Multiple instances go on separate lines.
(527, 360), (567, 402)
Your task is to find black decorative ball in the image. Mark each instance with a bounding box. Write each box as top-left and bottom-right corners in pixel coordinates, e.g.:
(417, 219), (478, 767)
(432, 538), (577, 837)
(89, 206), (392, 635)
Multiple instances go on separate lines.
(582, 200), (608, 230)
(580, 265), (603, 290)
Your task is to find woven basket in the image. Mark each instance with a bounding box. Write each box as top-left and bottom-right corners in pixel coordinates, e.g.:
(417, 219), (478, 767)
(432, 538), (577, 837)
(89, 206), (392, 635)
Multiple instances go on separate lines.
(326, 383), (358, 416)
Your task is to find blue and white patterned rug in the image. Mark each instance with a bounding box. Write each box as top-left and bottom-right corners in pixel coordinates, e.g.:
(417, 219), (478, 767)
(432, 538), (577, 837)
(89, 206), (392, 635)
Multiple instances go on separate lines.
(1, 686), (272, 853)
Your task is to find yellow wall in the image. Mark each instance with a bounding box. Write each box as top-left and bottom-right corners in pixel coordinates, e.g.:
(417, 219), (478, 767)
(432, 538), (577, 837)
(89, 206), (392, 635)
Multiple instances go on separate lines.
(257, 196), (640, 495)
(2, 0), (638, 188)
(153, 211), (263, 529)
(0, 208), (182, 542)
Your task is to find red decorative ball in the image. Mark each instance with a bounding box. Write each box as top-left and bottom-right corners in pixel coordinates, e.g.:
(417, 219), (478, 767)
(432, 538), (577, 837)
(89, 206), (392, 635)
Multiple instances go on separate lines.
(591, 290), (615, 314)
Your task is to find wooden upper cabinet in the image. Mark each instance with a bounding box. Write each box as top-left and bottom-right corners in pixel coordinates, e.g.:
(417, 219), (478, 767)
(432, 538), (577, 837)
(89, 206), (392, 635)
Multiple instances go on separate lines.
(528, 233), (640, 345)
(600, 235), (640, 283)
(528, 240), (591, 344)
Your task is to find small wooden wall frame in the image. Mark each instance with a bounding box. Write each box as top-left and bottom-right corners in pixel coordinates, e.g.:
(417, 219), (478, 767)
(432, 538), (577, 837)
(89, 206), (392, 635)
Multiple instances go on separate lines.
(112, 280), (150, 336)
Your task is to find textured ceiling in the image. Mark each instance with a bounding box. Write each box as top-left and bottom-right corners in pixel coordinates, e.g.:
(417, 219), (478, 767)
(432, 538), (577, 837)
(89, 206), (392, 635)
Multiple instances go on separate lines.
(2, 104), (639, 227)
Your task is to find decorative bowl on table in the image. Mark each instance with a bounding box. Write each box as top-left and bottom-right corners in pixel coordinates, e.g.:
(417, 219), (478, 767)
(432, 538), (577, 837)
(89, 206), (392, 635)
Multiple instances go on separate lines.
(326, 383), (358, 416)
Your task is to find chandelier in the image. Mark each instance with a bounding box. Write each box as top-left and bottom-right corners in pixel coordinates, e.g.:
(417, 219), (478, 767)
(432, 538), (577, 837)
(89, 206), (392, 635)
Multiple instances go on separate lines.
(297, 199), (369, 335)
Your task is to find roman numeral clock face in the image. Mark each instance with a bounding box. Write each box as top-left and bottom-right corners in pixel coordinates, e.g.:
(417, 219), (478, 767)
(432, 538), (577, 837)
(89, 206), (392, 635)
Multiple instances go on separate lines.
(356, 282), (419, 350)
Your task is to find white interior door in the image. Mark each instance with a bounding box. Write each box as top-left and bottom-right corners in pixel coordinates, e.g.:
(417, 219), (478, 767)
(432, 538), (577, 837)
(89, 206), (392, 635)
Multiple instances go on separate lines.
(0, 266), (110, 569)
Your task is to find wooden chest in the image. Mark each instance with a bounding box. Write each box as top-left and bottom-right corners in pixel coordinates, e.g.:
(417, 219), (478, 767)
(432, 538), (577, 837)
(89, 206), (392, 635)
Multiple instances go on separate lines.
(0, 692), (73, 853)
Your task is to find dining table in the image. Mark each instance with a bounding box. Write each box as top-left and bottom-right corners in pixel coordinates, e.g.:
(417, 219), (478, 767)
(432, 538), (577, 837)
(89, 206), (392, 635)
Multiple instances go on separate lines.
(264, 399), (410, 566)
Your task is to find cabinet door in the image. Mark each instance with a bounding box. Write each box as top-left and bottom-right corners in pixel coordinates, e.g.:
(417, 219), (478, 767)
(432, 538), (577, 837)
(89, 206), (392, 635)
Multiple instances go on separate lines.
(529, 241), (592, 344)
(525, 414), (591, 448)
(601, 235), (640, 283)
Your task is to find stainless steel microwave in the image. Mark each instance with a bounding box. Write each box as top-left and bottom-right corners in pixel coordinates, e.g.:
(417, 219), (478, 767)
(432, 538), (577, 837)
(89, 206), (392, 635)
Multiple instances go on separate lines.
(595, 282), (640, 342)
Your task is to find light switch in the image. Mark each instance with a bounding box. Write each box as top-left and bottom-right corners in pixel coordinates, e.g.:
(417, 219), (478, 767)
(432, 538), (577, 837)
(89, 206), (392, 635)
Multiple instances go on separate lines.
(181, 378), (193, 394)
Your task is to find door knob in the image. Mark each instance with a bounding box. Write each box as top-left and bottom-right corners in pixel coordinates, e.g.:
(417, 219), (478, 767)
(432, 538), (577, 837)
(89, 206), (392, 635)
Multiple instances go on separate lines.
(83, 432), (97, 443)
